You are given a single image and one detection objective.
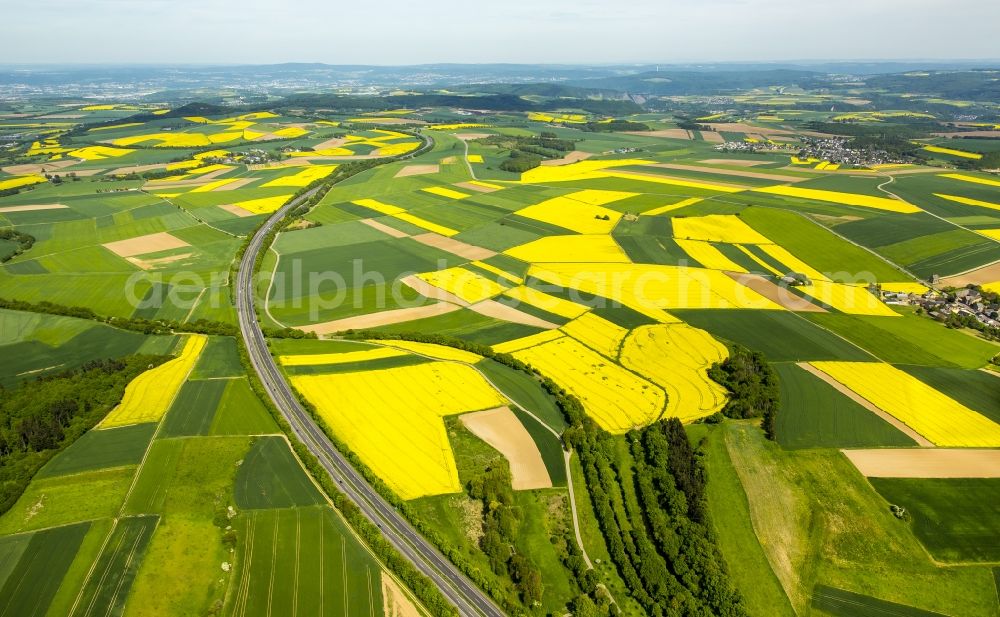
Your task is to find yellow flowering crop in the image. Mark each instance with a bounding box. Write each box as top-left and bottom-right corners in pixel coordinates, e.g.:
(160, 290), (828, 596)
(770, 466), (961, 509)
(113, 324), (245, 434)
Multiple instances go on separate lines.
(513, 336), (665, 433)
(0, 175), (47, 191)
(620, 324), (729, 423)
(922, 145), (983, 160)
(505, 235), (631, 264)
(676, 239), (748, 272)
(260, 165), (337, 188)
(752, 185), (921, 213)
(291, 362), (507, 499)
(797, 281), (898, 316)
(375, 142), (420, 156)
(68, 146), (134, 161)
(467, 154), (484, 163)
(100, 335), (207, 428)
(280, 347), (407, 366)
(672, 215), (772, 244)
(560, 312), (628, 358)
(492, 330), (566, 354)
(416, 267), (509, 303)
(939, 174), (1000, 188)
(471, 261), (523, 285)
(810, 362), (1000, 447)
(373, 340), (482, 363)
(934, 194), (1000, 212)
(227, 195), (293, 215)
(502, 287), (589, 320)
(514, 189), (634, 234)
(422, 186), (471, 200)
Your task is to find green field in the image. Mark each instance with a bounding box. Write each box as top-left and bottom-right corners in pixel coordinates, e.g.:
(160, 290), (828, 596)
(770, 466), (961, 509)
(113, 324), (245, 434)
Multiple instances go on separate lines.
(869, 478), (1000, 563)
(38, 423), (157, 478)
(68, 515), (159, 617)
(675, 309), (874, 361)
(805, 308), (1000, 368)
(812, 585), (948, 617)
(773, 363), (916, 449)
(235, 437), (325, 509)
(0, 522), (91, 617)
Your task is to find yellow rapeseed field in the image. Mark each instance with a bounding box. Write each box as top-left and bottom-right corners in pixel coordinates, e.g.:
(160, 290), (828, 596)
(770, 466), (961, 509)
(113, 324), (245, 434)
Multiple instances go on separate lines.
(797, 281), (899, 316)
(751, 185), (921, 213)
(672, 215), (772, 244)
(0, 175), (47, 191)
(68, 146), (135, 160)
(528, 263), (781, 314)
(933, 193), (1000, 212)
(519, 159), (654, 184)
(810, 362), (1000, 447)
(100, 335), (207, 428)
(879, 282), (930, 294)
(513, 336), (665, 433)
(756, 244), (831, 282)
(620, 324), (729, 423)
(416, 267), (509, 303)
(560, 312), (628, 358)
(505, 235), (631, 263)
(291, 362), (507, 499)
(492, 330), (566, 354)
(272, 127), (309, 138)
(352, 198), (458, 236)
(227, 195), (293, 215)
(676, 239), (747, 272)
(467, 154), (484, 163)
(642, 197), (704, 216)
(429, 123), (489, 130)
(372, 340), (483, 363)
(470, 261), (523, 285)
(422, 186), (471, 199)
(514, 189), (634, 234)
(922, 145), (983, 160)
(976, 229), (1000, 242)
(939, 173), (1000, 188)
(280, 348), (407, 366)
(502, 286), (589, 319)
(376, 142), (420, 156)
(261, 165), (337, 188)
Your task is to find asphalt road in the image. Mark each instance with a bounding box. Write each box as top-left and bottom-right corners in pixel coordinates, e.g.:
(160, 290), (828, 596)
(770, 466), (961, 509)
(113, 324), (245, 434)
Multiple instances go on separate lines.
(235, 183), (506, 617)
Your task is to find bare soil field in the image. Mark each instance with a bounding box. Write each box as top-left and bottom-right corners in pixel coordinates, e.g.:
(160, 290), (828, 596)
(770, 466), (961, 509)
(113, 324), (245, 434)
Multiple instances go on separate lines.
(2, 160), (79, 175)
(843, 448), (1000, 478)
(102, 231), (190, 258)
(540, 151), (593, 166)
(218, 203), (255, 218)
(300, 302), (461, 335)
(726, 273), (826, 312)
(394, 164), (439, 178)
(798, 363), (935, 447)
(0, 204), (69, 213)
(106, 163), (169, 175)
(359, 218), (410, 238)
(309, 136), (348, 150)
(700, 131), (725, 143)
(453, 181), (500, 193)
(468, 299), (560, 330)
(410, 232), (495, 260)
(401, 275), (469, 306)
(460, 406), (553, 490)
(939, 261), (1000, 287)
(454, 133), (491, 141)
(623, 129), (692, 140)
(382, 572), (421, 617)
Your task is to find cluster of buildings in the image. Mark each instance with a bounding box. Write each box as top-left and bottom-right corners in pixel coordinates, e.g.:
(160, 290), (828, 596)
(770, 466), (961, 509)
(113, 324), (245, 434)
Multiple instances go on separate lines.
(881, 286), (1000, 329)
(797, 137), (906, 167)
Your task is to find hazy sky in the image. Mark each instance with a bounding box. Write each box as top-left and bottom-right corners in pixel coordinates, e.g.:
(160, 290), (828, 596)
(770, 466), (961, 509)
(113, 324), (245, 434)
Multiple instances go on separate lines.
(5, 0), (1000, 64)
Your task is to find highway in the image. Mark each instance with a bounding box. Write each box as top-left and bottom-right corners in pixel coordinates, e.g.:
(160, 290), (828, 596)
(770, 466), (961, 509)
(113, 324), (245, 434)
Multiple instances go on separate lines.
(235, 180), (506, 617)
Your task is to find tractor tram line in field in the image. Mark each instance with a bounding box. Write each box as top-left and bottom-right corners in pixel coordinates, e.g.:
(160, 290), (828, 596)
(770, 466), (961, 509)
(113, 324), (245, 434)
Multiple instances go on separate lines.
(237, 180), (505, 617)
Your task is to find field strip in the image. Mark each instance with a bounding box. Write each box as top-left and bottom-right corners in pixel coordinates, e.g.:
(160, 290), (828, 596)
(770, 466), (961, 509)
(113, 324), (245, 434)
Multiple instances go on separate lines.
(843, 448), (1000, 478)
(649, 162), (803, 182)
(460, 406), (553, 490)
(298, 301), (461, 334)
(468, 299), (560, 329)
(359, 218), (410, 238)
(797, 363), (934, 447)
(68, 519), (120, 616)
(409, 232), (496, 260)
(0, 203), (69, 213)
(540, 151), (592, 166)
(293, 509), (301, 617)
(401, 274), (470, 306)
(263, 247), (289, 329)
(267, 513), (278, 617)
(394, 164), (439, 178)
(725, 272), (827, 312)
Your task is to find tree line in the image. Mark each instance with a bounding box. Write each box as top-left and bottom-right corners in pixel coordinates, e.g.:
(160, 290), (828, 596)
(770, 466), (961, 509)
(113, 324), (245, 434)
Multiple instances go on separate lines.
(0, 355), (167, 515)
